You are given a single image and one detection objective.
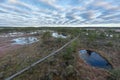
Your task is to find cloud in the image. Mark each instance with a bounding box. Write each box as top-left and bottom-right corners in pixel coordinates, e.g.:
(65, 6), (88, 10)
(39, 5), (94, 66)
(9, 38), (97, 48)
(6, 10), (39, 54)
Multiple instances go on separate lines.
(0, 0), (120, 27)
(8, 0), (17, 3)
(94, 0), (120, 10)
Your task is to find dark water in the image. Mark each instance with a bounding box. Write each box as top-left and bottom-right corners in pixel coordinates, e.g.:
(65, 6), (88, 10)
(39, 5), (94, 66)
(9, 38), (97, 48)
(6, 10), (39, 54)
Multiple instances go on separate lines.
(79, 50), (112, 69)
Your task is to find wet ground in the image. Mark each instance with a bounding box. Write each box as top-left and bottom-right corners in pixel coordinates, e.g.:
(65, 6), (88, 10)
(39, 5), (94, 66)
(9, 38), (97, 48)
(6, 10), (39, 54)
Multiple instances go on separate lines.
(0, 32), (39, 57)
(11, 37), (39, 45)
(52, 32), (68, 38)
(0, 31), (68, 57)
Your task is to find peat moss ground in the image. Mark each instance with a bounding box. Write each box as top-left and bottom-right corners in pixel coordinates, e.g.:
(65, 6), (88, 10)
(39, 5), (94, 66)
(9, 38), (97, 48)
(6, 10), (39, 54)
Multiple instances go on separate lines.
(0, 31), (70, 79)
(13, 39), (110, 80)
(0, 28), (120, 80)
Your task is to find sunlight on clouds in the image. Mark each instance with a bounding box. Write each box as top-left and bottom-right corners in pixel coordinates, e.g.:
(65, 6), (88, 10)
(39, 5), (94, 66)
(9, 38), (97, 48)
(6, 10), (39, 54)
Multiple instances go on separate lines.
(0, 0), (120, 27)
(8, 0), (17, 3)
(94, 0), (120, 10)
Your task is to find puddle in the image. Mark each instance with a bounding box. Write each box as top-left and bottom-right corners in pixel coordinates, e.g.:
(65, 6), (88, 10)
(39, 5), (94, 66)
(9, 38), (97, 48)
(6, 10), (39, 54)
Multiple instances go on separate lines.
(0, 32), (24, 37)
(85, 33), (89, 35)
(79, 50), (112, 69)
(0, 30), (54, 38)
(115, 29), (120, 32)
(29, 32), (38, 35)
(110, 34), (113, 38)
(52, 32), (67, 38)
(11, 37), (39, 45)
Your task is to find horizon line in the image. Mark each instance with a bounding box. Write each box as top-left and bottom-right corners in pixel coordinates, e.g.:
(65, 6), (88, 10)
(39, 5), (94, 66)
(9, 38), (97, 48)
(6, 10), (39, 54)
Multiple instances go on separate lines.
(0, 24), (120, 27)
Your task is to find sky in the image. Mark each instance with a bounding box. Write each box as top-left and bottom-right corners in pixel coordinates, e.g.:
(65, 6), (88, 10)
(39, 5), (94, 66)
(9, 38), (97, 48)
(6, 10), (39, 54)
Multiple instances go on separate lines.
(0, 0), (120, 27)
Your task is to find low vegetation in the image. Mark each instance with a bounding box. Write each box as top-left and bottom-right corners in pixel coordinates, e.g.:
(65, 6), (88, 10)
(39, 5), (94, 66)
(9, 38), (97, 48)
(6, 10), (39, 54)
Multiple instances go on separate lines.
(108, 69), (120, 80)
(0, 27), (119, 80)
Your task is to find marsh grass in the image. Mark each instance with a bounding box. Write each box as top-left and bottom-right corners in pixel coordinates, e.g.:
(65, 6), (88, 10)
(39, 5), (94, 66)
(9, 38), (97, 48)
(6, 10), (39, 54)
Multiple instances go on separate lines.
(0, 28), (120, 80)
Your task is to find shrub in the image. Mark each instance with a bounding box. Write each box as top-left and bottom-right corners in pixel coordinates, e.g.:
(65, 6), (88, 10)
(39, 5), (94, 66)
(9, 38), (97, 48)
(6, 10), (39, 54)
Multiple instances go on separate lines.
(105, 41), (113, 47)
(70, 40), (78, 52)
(88, 32), (98, 42)
(55, 38), (64, 43)
(62, 40), (78, 61)
(99, 33), (106, 39)
(107, 69), (120, 80)
(63, 47), (74, 61)
(41, 31), (51, 42)
(65, 65), (75, 76)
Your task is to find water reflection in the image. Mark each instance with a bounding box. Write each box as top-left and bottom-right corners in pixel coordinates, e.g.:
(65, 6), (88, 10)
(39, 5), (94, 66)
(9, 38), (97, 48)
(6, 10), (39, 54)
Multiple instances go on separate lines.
(11, 37), (38, 45)
(52, 32), (67, 38)
(79, 50), (112, 69)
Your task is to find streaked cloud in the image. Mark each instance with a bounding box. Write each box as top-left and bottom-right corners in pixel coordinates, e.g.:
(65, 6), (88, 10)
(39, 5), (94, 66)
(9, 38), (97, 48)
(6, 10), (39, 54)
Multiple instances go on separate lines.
(0, 0), (120, 27)
(8, 0), (16, 2)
